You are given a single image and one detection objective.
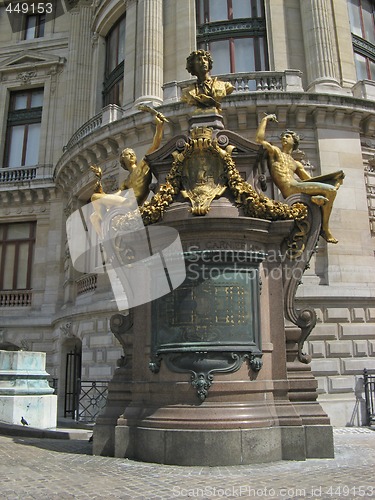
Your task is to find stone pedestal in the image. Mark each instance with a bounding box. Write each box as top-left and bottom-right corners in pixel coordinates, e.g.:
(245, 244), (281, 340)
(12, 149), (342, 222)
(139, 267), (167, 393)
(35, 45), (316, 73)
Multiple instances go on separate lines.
(92, 122), (334, 464)
(0, 350), (57, 429)
(93, 199), (333, 464)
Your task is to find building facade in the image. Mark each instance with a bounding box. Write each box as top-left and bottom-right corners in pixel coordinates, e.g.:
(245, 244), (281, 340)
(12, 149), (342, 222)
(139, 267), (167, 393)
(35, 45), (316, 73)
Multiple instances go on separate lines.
(0, 0), (374, 425)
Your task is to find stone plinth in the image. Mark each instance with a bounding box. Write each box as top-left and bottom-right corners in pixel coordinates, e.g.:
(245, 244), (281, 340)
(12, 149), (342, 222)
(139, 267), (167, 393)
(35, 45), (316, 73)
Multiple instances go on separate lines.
(0, 350), (57, 429)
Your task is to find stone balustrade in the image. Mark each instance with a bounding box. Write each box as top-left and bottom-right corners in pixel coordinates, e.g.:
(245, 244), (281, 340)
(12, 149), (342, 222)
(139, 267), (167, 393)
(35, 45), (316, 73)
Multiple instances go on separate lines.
(163, 70), (304, 103)
(63, 111), (104, 151)
(76, 273), (98, 296)
(0, 291), (32, 307)
(0, 167), (37, 183)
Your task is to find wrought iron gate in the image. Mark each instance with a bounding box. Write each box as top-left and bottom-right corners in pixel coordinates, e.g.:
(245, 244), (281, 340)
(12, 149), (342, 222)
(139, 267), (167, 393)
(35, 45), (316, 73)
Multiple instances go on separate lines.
(364, 368), (375, 426)
(64, 347), (82, 419)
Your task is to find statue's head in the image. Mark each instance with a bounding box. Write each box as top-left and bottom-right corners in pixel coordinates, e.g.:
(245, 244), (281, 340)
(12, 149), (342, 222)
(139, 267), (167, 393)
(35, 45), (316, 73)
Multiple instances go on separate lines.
(120, 148), (137, 170)
(281, 130), (300, 151)
(186, 50), (213, 77)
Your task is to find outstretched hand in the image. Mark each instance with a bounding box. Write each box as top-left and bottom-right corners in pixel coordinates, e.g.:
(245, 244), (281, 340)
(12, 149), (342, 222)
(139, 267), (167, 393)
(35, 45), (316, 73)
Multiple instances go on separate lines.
(90, 165), (102, 179)
(138, 103), (169, 123)
(265, 113), (278, 123)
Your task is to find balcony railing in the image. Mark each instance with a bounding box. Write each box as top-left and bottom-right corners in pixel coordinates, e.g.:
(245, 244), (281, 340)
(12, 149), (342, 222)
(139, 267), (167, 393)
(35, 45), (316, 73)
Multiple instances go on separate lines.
(0, 166), (37, 183)
(63, 111), (103, 152)
(163, 70), (304, 103)
(76, 273), (98, 295)
(61, 71), (304, 154)
(0, 165), (54, 184)
(0, 290), (32, 307)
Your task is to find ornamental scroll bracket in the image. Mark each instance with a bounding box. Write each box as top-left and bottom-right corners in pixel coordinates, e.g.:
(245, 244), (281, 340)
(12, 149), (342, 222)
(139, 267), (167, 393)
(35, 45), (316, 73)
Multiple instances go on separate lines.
(149, 351), (263, 402)
(281, 193), (322, 363)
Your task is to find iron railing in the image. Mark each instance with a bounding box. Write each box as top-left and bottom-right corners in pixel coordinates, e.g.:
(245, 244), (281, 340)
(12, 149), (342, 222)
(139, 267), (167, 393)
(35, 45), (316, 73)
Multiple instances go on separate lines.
(364, 369), (375, 426)
(77, 380), (108, 423)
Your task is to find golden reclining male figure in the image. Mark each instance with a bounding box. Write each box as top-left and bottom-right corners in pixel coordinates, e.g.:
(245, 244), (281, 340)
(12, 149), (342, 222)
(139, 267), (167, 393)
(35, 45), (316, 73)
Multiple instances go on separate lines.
(256, 114), (344, 244)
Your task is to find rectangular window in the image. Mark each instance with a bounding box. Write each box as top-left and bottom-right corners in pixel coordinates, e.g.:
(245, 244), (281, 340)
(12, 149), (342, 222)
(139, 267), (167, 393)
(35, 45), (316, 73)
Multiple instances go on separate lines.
(4, 88), (43, 168)
(196, 0), (268, 74)
(206, 36), (268, 74)
(24, 14), (45, 39)
(0, 222), (36, 291)
(348, 0), (375, 80)
(197, 0), (264, 24)
(103, 16), (126, 106)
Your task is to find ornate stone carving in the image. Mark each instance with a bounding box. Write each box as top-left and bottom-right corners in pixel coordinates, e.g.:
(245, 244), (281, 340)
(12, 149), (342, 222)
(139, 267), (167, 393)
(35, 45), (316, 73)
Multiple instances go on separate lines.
(60, 322), (74, 338)
(17, 71), (37, 84)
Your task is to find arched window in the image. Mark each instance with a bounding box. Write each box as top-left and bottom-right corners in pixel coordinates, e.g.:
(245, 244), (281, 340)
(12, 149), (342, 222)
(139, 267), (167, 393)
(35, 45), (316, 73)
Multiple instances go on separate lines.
(196, 0), (268, 74)
(348, 0), (375, 80)
(103, 15), (125, 106)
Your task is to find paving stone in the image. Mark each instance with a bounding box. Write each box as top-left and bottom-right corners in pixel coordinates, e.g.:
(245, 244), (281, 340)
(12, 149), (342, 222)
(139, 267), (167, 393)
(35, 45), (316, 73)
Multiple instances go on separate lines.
(0, 429), (374, 499)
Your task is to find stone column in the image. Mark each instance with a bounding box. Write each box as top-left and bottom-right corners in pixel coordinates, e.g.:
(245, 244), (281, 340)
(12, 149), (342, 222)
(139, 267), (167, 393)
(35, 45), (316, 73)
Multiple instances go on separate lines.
(300, 0), (341, 92)
(63, 3), (94, 144)
(164, 0), (196, 83)
(134, 0), (163, 106)
(264, 0), (288, 71)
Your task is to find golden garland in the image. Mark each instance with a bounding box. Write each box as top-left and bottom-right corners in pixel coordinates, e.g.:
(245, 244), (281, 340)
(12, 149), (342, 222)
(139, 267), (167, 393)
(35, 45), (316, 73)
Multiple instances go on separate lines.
(223, 152), (307, 221)
(140, 141), (307, 224)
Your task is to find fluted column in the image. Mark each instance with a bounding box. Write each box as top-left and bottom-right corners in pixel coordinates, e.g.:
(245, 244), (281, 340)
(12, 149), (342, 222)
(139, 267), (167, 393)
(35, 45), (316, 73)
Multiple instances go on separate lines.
(300, 0), (341, 92)
(134, 0), (163, 106)
(63, 3), (94, 143)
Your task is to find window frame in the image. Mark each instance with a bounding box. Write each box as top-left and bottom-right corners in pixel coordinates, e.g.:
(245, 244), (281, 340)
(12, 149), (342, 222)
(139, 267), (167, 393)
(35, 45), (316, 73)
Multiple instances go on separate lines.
(196, 0), (268, 74)
(23, 13), (46, 40)
(348, 0), (375, 80)
(4, 88), (43, 169)
(0, 222), (36, 291)
(103, 15), (126, 107)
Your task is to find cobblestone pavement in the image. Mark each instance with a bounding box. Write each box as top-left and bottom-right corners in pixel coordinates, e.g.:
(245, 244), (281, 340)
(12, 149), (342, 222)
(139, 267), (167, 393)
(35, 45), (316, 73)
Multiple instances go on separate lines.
(0, 428), (374, 500)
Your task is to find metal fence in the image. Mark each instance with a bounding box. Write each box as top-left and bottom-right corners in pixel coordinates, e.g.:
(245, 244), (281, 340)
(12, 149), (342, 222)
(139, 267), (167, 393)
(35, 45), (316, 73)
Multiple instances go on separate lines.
(77, 380), (108, 423)
(364, 369), (375, 426)
(48, 378), (108, 423)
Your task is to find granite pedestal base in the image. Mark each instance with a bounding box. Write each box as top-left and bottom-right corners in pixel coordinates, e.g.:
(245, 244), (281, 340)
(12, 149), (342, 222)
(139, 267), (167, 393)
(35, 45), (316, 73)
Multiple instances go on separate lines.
(114, 425), (334, 465)
(93, 202), (334, 463)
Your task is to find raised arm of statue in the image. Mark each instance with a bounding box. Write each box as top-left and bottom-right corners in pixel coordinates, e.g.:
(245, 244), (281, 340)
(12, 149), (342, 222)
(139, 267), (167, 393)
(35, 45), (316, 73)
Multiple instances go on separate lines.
(119, 110), (167, 205)
(89, 109), (167, 235)
(255, 114), (279, 157)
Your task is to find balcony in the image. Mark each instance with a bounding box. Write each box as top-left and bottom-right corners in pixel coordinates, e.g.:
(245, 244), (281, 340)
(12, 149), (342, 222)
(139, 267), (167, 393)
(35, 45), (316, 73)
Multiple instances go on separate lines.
(55, 70), (375, 195)
(0, 165), (54, 184)
(0, 290), (32, 307)
(62, 70), (303, 153)
(76, 274), (98, 296)
(163, 70), (304, 103)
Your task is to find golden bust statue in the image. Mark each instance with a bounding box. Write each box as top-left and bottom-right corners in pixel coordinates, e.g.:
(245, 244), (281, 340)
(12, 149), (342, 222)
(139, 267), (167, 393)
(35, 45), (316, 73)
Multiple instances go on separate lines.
(256, 114), (344, 243)
(181, 50), (234, 113)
